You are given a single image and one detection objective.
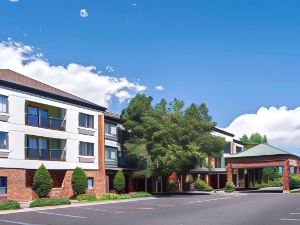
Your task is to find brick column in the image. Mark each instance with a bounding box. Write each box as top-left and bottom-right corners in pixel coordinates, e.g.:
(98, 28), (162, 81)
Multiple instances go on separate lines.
(227, 163), (233, 183)
(283, 160), (290, 192)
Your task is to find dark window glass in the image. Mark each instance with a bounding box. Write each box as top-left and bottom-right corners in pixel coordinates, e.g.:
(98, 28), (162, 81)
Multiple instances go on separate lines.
(0, 177), (7, 194)
(0, 132), (8, 149)
(27, 106), (39, 126)
(39, 109), (49, 127)
(0, 96), (8, 113)
(79, 142), (94, 156)
(79, 113), (94, 129)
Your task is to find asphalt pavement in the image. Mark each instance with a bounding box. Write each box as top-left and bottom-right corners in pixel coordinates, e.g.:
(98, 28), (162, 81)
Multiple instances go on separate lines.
(0, 193), (299, 225)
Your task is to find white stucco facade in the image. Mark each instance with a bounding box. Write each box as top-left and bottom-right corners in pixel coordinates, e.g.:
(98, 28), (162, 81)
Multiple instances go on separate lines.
(0, 86), (102, 170)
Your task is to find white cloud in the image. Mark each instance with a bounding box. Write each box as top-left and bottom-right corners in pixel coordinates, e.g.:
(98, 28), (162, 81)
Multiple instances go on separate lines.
(225, 106), (300, 148)
(155, 85), (165, 91)
(9, 0), (19, 2)
(80, 9), (88, 17)
(106, 65), (114, 73)
(0, 39), (146, 107)
(130, 3), (137, 7)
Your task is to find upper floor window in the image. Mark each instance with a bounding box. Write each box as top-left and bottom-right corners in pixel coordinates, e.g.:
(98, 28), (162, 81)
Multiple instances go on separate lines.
(0, 132), (8, 149)
(79, 142), (94, 156)
(79, 113), (94, 129)
(0, 95), (8, 113)
(236, 146), (242, 153)
(105, 123), (117, 137)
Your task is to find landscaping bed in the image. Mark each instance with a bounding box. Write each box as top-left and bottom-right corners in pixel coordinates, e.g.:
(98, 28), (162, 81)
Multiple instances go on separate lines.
(0, 200), (21, 210)
(76, 192), (152, 202)
(29, 198), (71, 208)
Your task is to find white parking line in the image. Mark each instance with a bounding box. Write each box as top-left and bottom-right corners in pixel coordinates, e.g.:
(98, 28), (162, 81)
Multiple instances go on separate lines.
(84, 207), (125, 214)
(35, 211), (86, 219)
(290, 213), (300, 215)
(280, 219), (300, 222)
(137, 207), (153, 210)
(0, 219), (45, 225)
(181, 197), (233, 205)
(157, 204), (175, 207)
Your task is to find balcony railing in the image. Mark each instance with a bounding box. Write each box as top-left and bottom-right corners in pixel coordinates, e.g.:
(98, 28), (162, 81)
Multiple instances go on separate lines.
(25, 148), (66, 161)
(26, 113), (66, 131)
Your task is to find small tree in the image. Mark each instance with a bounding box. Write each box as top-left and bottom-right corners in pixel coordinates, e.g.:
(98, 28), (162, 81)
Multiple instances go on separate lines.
(32, 164), (53, 198)
(72, 167), (87, 195)
(113, 170), (125, 192)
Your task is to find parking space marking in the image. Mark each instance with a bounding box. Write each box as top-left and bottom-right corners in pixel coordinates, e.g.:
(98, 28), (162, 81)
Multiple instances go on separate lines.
(0, 219), (45, 225)
(280, 219), (300, 222)
(84, 207), (125, 214)
(136, 207), (153, 210)
(181, 197), (233, 205)
(157, 204), (175, 207)
(290, 213), (300, 215)
(35, 211), (86, 218)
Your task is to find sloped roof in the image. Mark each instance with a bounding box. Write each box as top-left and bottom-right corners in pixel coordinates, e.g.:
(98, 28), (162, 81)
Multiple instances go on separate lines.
(0, 69), (106, 111)
(226, 144), (293, 158)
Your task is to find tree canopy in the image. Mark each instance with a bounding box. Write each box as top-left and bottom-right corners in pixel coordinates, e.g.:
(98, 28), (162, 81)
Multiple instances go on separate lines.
(240, 133), (268, 146)
(121, 94), (227, 179)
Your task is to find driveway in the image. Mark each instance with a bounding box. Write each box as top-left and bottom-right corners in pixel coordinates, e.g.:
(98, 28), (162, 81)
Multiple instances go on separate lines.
(0, 193), (299, 225)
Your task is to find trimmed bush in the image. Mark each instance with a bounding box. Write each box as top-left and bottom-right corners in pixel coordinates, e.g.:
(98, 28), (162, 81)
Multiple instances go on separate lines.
(0, 200), (20, 210)
(72, 167), (87, 195)
(254, 179), (283, 188)
(225, 182), (235, 192)
(113, 170), (125, 192)
(290, 175), (300, 189)
(194, 179), (213, 192)
(29, 198), (71, 208)
(32, 164), (53, 198)
(98, 193), (120, 200)
(98, 192), (152, 201)
(76, 194), (97, 202)
(129, 192), (152, 198)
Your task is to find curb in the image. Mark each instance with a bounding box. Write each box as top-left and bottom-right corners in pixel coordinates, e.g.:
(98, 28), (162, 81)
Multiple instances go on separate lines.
(0, 197), (157, 215)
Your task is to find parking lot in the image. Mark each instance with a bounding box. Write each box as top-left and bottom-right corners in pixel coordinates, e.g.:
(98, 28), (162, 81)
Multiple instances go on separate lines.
(0, 193), (300, 225)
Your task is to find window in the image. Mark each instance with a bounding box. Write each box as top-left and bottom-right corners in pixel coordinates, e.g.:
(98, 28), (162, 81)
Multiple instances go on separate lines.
(105, 146), (117, 165)
(0, 132), (8, 149)
(0, 177), (7, 194)
(236, 146), (242, 153)
(105, 123), (117, 137)
(79, 142), (94, 156)
(27, 106), (49, 127)
(0, 95), (8, 113)
(87, 178), (94, 189)
(79, 113), (94, 129)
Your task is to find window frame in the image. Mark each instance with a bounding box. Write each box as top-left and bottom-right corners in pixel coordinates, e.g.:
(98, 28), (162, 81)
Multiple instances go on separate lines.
(0, 177), (7, 195)
(79, 113), (94, 129)
(79, 141), (94, 157)
(87, 177), (94, 189)
(0, 95), (8, 113)
(105, 123), (117, 137)
(0, 131), (8, 149)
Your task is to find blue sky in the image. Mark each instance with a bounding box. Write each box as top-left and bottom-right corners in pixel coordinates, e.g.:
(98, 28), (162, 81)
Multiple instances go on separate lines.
(1, 0), (300, 151)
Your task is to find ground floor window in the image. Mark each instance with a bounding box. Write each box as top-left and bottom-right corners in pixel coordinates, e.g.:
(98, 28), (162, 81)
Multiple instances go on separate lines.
(87, 178), (94, 189)
(0, 177), (7, 194)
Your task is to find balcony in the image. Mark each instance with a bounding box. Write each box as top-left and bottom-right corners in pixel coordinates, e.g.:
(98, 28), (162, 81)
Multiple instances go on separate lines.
(25, 101), (66, 131)
(25, 135), (66, 161)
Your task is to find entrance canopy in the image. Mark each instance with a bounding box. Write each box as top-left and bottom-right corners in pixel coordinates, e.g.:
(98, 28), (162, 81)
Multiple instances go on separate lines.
(225, 144), (300, 191)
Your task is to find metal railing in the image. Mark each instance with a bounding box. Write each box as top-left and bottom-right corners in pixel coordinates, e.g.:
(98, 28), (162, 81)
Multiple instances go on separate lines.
(25, 148), (66, 161)
(25, 114), (66, 131)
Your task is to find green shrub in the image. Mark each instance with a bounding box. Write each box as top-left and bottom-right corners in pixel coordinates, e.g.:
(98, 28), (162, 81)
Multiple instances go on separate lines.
(194, 179), (213, 192)
(255, 179), (283, 188)
(290, 175), (300, 189)
(76, 194), (97, 202)
(225, 182), (235, 192)
(129, 192), (152, 198)
(98, 193), (120, 200)
(29, 198), (71, 208)
(113, 170), (125, 192)
(0, 200), (20, 210)
(32, 164), (53, 198)
(72, 167), (87, 195)
(168, 180), (179, 192)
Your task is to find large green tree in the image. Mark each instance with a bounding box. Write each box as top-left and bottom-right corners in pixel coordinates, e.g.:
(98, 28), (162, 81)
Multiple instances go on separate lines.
(240, 133), (268, 146)
(121, 94), (227, 181)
